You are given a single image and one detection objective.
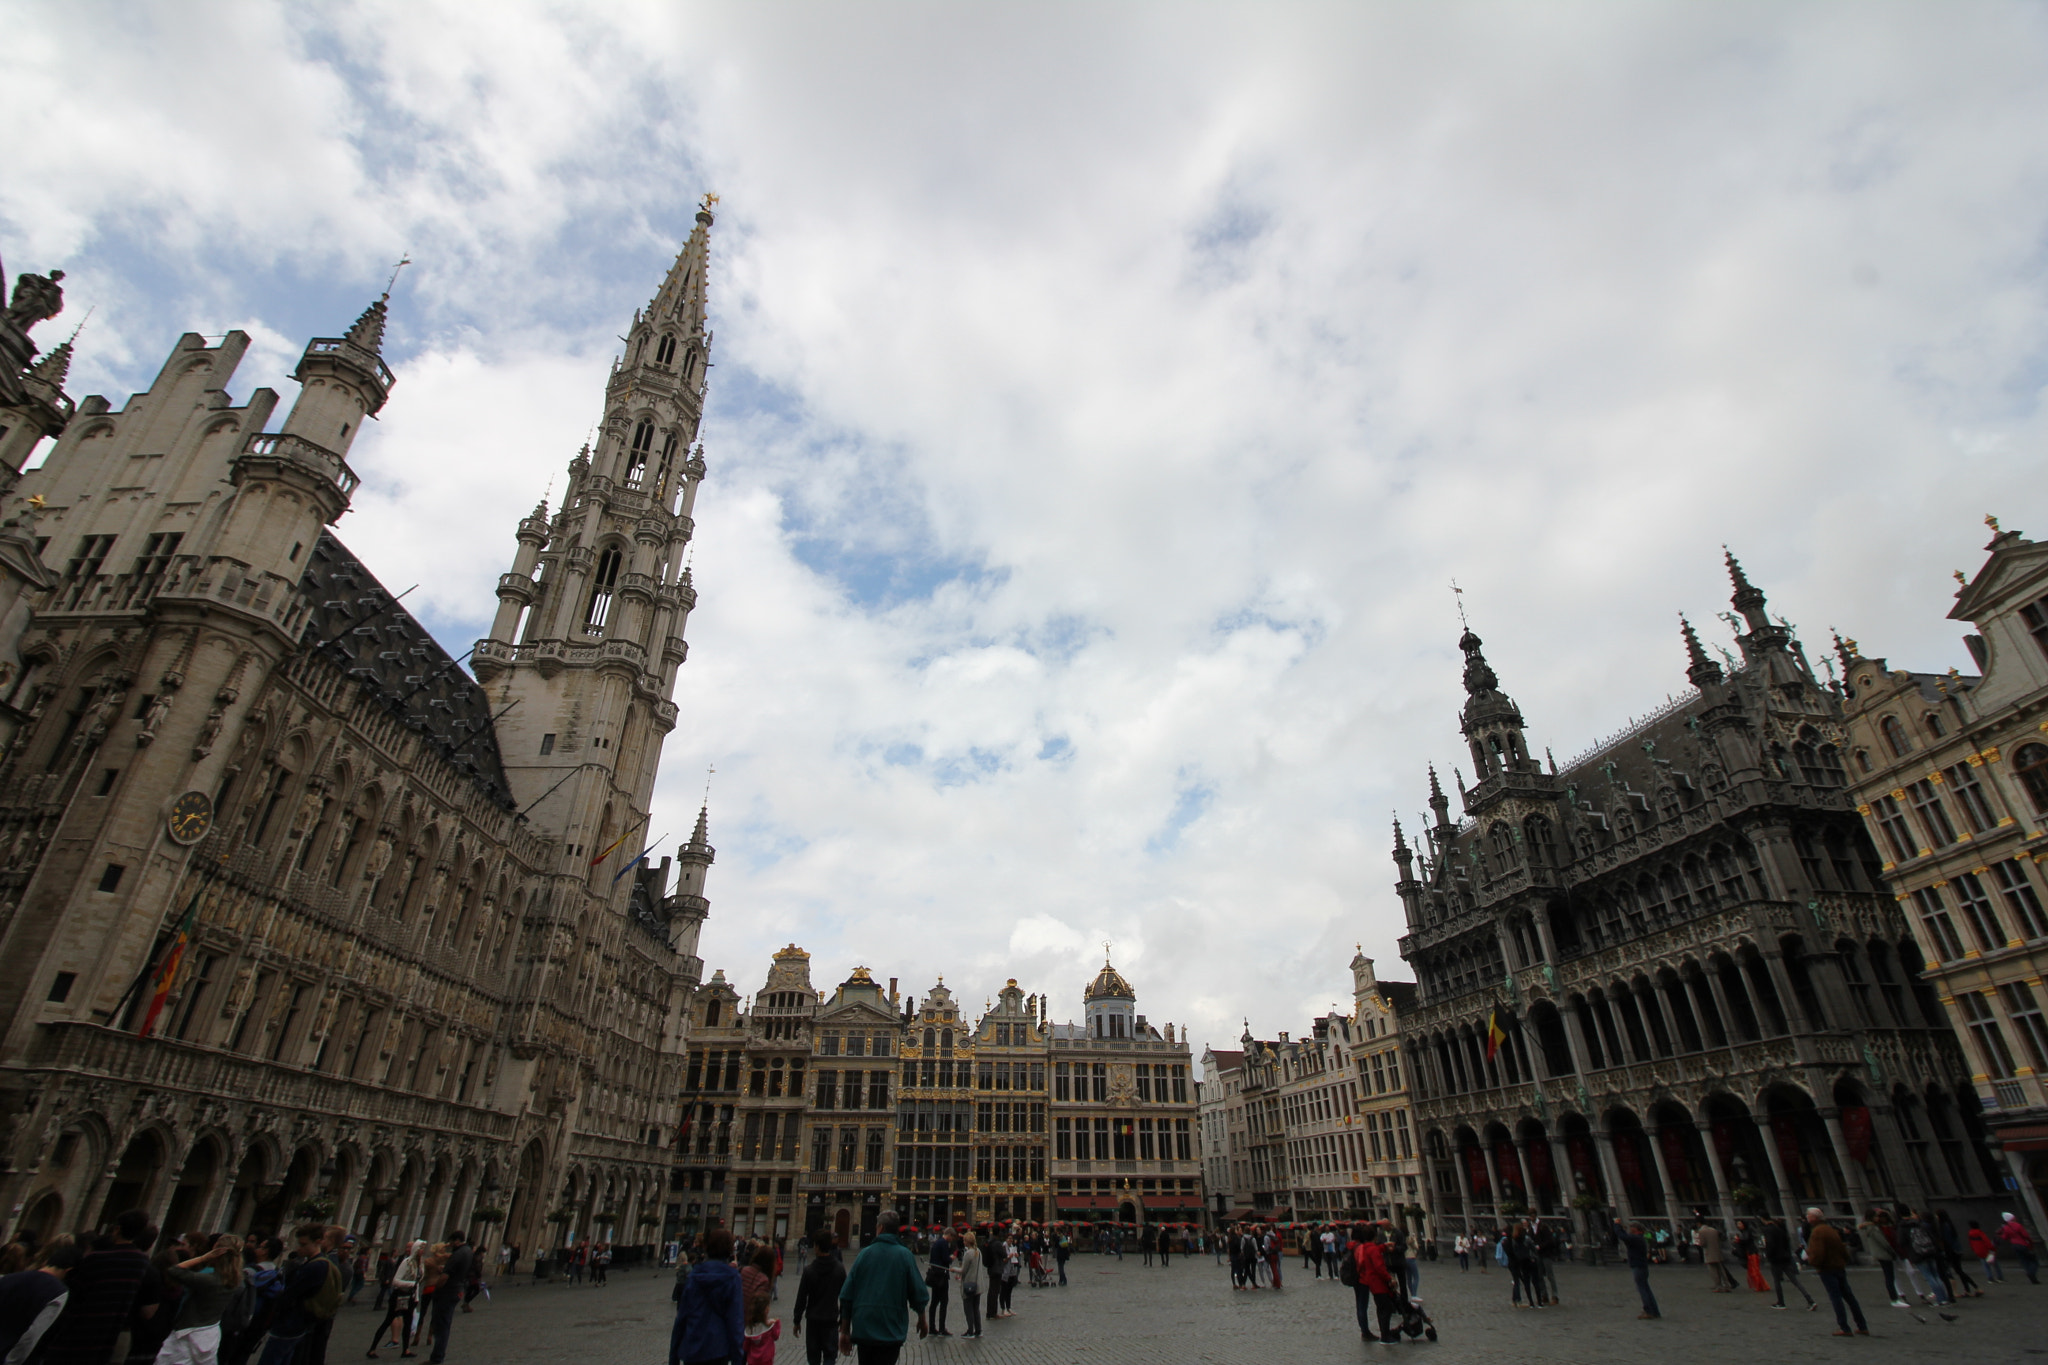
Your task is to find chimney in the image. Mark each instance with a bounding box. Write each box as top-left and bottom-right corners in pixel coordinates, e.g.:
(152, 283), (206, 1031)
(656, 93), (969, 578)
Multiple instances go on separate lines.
(889, 977), (898, 1004)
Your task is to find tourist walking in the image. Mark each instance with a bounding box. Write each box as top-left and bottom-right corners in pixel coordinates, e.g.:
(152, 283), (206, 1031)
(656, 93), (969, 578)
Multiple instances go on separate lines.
(837, 1211), (928, 1365)
(791, 1231), (846, 1365)
(1614, 1220), (1659, 1319)
(955, 1233), (983, 1339)
(1967, 1220), (2002, 1282)
(1454, 1234), (1469, 1271)
(365, 1240), (422, 1359)
(1898, 1210), (1953, 1304)
(1698, 1219), (1733, 1292)
(425, 1231), (474, 1364)
(670, 1228), (744, 1365)
(923, 1233), (951, 1336)
(1855, 1210), (1905, 1307)
(1803, 1209), (1868, 1338)
(1760, 1216), (1815, 1311)
(1054, 1233), (1069, 1287)
(1996, 1213), (2039, 1283)
(1732, 1220), (1767, 1293)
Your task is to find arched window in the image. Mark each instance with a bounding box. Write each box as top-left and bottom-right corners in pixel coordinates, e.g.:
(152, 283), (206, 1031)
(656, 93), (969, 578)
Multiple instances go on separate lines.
(1880, 715), (1911, 758)
(1924, 712), (1946, 738)
(705, 999), (721, 1027)
(1854, 748), (1871, 772)
(923, 1027), (935, 1051)
(654, 334), (677, 366)
(1524, 816), (1557, 869)
(1490, 822), (1516, 869)
(1657, 786), (1682, 822)
(585, 548), (623, 631)
(2016, 743), (2048, 815)
(624, 422), (654, 489)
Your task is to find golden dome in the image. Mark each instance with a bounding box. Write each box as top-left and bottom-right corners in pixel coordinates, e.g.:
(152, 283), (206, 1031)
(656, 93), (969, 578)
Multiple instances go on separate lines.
(1085, 960), (1135, 1001)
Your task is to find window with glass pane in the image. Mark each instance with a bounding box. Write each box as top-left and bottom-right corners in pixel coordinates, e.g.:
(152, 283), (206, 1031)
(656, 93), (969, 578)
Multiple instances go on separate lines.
(2021, 597), (2048, 661)
(1056, 1118), (1072, 1159)
(1054, 1062), (1070, 1100)
(1871, 795), (1917, 861)
(1953, 873), (2008, 951)
(1944, 762), (1999, 833)
(1959, 991), (2018, 1077)
(1999, 982), (2048, 1071)
(1993, 860), (2048, 938)
(1907, 780), (1958, 847)
(2016, 744), (2048, 815)
(1913, 887), (1967, 960)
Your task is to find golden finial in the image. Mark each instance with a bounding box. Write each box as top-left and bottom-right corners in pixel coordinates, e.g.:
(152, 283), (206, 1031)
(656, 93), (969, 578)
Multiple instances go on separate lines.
(1955, 570), (1968, 586)
(25, 495), (45, 510)
(701, 192), (720, 210)
(1987, 514), (2001, 532)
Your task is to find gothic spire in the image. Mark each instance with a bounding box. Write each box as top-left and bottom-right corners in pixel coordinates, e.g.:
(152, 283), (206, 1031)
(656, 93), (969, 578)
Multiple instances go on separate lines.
(344, 296), (389, 354)
(29, 339), (71, 388)
(1680, 613), (1723, 688)
(1725, 546), (1770, 633)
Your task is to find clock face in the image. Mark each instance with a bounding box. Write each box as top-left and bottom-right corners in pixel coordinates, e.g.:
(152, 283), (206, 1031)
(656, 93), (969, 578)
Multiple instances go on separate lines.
(167, 790), (213, 846)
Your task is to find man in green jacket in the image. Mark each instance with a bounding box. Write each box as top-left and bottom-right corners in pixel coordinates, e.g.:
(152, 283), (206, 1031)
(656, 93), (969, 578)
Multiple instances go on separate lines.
(837, 1212), (929, 1365)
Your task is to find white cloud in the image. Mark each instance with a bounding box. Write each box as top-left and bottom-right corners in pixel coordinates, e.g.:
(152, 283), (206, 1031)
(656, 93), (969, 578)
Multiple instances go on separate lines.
(6, 1), (2048, 1050)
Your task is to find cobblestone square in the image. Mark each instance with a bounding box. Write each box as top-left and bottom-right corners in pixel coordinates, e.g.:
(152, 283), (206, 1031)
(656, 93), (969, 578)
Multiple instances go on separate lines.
(411, 1253), (2048, 1365)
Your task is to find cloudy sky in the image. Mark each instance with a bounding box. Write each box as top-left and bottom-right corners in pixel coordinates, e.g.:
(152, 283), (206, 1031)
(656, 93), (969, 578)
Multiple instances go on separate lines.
(6, 2), (2047, 1054)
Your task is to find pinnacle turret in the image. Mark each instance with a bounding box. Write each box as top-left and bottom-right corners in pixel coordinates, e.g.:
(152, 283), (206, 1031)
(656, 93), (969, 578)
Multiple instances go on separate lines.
(29, 339), (71, 388)
(344, 297), (389, 353)
(1680, 613), (1723, 688)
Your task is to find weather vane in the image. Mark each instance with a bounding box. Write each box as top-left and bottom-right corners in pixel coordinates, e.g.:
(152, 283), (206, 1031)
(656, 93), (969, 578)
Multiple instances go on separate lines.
(703, 763), (715, 806)
(1451, 580), (1469, 629)
(382, 252), (412, 300)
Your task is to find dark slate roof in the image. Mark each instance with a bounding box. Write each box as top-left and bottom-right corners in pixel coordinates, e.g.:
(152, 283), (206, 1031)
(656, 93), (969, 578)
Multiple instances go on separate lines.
(297, 530), (516, 810)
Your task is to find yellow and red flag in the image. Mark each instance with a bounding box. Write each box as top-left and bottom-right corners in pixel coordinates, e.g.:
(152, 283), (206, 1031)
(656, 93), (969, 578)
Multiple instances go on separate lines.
(137, 893), (200, 1037)
(1484, 1009), (1507, 1063)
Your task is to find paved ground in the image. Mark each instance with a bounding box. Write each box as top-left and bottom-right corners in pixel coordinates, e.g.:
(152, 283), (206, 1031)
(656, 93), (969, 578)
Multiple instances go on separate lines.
(373, 1252), (2048, 1364)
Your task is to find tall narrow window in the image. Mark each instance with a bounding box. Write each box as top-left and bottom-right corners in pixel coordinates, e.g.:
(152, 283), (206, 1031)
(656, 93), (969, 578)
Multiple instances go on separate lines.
(1945, 762), (1999, 833)
(2014, 744), (2048, 816)
(1912, 887), (1967, 962)
(585, 549), (622, 631)
(1992, 860), (2048, 939)
(2019, 597), (2048, 661)
(654, 334), (678, 366)
(1907, 780), (1957, 847)
(1953, 873), (2007, 952)
(1871, 795), (1917, 862)
(1880, 716), (1911, 758)
(2000, 982), (2048, 1072)
(1958, 991), (2017, 1077)
(624, 423), (651, 488)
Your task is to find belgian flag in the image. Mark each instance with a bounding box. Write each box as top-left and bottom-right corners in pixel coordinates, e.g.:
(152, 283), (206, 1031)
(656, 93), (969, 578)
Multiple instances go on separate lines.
(136, 892), (200, 1037)
(1484, 1009), (1507, 1063)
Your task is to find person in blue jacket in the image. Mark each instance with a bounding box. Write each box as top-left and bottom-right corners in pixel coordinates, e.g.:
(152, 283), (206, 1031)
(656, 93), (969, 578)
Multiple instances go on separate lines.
(670, 1228), (745, 1365)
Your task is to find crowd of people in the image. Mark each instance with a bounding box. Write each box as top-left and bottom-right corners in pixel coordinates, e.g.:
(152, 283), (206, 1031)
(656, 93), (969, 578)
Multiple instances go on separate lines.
(0, 1211), (485, 1365)
(666, 1215), (1216, 1363)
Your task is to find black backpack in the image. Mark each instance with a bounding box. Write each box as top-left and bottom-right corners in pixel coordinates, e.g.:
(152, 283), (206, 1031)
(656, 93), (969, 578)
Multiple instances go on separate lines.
(1339, 1244), (1362, 1287)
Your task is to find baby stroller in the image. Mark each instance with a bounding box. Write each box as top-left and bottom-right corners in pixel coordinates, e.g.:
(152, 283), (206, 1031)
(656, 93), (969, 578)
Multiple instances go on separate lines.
(1027, 1247), (1048, 1288)
(1394, 1297), (1437, 1342)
